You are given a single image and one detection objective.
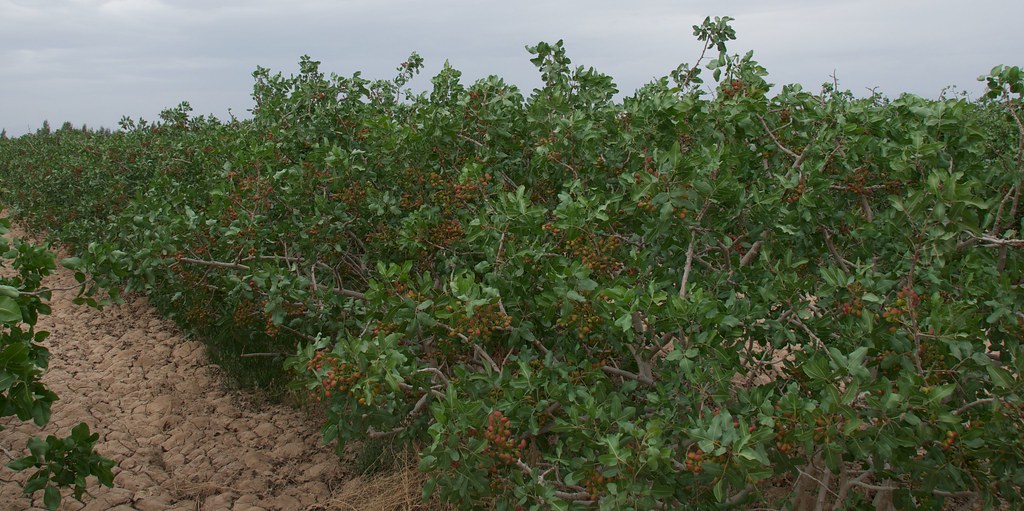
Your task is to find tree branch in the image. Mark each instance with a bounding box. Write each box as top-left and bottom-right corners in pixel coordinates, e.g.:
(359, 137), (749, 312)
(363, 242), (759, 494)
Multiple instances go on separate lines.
(678, 200), (711, 300)
(998, 184), (1021, 273)
(965, 233), (1024, 248)
(15, 283), (84, 296)
(515, 459), (595, 503)
(178, 256), (366, 299)
(822, 229), (851, 273)
(473, 344), (500, 373)
(240, 352), (286, 358)
(739, 240), (763, 267)
(332, 287), (367, 300)
(678, 235), (697, 300)
(859, 194), (874, 223)
(601, 366), (654, 386)
(179, 256), (248, 270)
(416, 366), (450, 385)
(723, 485), (754, 508)
(954, 398), (995, 415)
(757, 115), (799, 160)
(368, 391), (433, 439)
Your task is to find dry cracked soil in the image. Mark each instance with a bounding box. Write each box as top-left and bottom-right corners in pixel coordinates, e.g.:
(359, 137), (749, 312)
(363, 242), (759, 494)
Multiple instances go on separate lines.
(0, 223), (356, 511)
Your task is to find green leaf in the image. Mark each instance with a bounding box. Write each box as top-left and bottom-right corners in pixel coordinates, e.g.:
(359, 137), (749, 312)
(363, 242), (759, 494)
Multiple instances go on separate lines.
(60, 257), (82, 270)
(801, 358), (830, 381)
(986, 308), (1006, 324)
(6, 456), (37, 471)
(737, 447), (768, 465)
(843, 418), (862, 435)
(987, 365), (1015, 389)
(841, 381), (860, 405)
(44, 485), (61, 510)
(0, 296), (22, 323)
(419, 455), (437, 471)
(713, 478), (725, 501)
(614, 312), (633, 332)
(31, 401), (51, 427)
(926, 384), (956, 405)
(847, 347), (868, 370)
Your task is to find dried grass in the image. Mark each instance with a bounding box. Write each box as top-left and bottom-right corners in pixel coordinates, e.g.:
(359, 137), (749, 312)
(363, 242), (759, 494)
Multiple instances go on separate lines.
(327, 454), (455, 511)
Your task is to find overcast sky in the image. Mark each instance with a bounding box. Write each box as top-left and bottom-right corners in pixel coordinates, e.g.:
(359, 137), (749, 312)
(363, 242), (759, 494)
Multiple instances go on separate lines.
(2, 0), (1022, 136)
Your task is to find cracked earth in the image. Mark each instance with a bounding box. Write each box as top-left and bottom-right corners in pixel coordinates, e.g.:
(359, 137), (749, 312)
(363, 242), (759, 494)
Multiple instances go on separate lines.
(1, 223), (350, 510)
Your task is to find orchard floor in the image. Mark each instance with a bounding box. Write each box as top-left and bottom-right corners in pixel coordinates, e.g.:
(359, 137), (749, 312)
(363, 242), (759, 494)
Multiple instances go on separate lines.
(0, 222), (419, 511)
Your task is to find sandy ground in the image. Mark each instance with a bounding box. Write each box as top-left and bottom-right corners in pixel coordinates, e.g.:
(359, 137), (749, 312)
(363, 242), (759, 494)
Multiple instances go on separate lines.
(0, 223), (350, 510)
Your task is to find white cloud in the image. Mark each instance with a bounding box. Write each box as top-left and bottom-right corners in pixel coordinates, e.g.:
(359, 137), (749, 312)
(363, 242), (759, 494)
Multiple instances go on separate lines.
(1, 0), (1022, 134)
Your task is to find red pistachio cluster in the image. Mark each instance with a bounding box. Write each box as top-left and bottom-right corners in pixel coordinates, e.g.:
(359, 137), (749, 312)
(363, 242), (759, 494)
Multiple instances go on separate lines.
(563, 235), (624, 276)
(231, 299), (259, 327)
(435, 172), (493, 213)
(940, 430), (957, 451)
(782, 178), (807, 204)
(449, 303), (512, 341)
(774, 410), (798, 455)
(584, 472), (612, 498)
(838, 296), (864, 317)
(812, 415), (843, 442)
(330, 180), (370, 213)
(721, 79), (745, 99)
(480, 411), (525, 472)
(307, 351), (362, 400)
(884, 285), (921, 323)
(683, 448), (706, 474)
(556, 301), (603, 340)
(427, 218), (465, 248)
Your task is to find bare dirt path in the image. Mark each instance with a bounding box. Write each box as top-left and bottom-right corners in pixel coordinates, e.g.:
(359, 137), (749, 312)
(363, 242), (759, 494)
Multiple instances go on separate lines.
(0, 223), (349, 511)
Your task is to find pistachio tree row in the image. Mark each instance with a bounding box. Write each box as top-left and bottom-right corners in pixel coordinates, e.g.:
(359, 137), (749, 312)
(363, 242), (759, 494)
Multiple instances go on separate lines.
(2, 18), (1022, 510)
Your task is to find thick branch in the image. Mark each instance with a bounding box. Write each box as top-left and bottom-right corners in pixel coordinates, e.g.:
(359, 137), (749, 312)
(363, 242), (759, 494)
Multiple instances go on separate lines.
(457, 132), (485, 148)
(515, 460), (595, 503)
(332, 287), (367, 300)
(932, 489), (977, 499)
(822, 229), (851, 273)
(847, 480), (897, 492)
(601, 366), (654, 386)
(954, 398), (995, 415)
(998, 184), (1021, 273)
(969, 233), (1024, 248)
(678, 236), (696, 300)
(678, 201), (711, 300)
(859, 194), (874, 223)
(416, 366), (450, 385)
(240, 352), (286, 358)
(723, 485), (754, 508)
(16, 283), (83, 296)
(279, 324), (320, 343)
(179, 256), (248, 270)
(367, 391), (433, 439)
(473, 344), (500, 373)
(739, 240), (763, 267)
(553, 491), (594, 502)
(178, 256), (366, 299)
(815, 467), (832, 511)
(757, 115), (799, 160)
